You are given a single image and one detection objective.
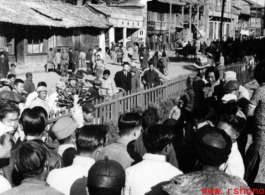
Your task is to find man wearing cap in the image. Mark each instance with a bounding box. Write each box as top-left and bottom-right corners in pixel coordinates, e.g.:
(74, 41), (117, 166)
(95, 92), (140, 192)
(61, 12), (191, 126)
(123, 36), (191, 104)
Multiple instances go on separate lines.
(47, 125), (106, 195)
(68, 74), (77, 88)
(76, 70), (85, 88)
(48, 81), (66, 113)
(23, 72), (35, 94)
(88, 79), (103, 101)
(25, 81), (48, 109)
(51, 117), (77, 156)
(82, 103), (96, 125)
(30, 86), (49, 115)
(87, 157), (125, 195)
(223, 71), (250, 100)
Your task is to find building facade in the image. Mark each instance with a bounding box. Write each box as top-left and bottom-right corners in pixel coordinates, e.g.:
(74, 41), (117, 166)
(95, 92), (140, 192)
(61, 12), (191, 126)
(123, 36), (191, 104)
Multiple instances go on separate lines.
(250, 2), (264, 36)
(0, 0), (110, 67)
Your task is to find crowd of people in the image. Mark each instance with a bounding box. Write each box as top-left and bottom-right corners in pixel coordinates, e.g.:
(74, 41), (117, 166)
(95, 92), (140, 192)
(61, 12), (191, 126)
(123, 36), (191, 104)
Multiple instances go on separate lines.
(0, 36), (265, 194)
(0, 47), (265, 195)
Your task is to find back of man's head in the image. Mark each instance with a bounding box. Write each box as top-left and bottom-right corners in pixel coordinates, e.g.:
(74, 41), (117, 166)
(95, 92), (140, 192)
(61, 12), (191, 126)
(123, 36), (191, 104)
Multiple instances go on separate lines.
(143, 124), (173, 154)
(118, 113), (142, 136)
(76, 125), (107, 154)
(20, 107), (47, 137)
(141, 107), (159, 130)
(7, 74), (15, 80)
(15, 140), (48, 178)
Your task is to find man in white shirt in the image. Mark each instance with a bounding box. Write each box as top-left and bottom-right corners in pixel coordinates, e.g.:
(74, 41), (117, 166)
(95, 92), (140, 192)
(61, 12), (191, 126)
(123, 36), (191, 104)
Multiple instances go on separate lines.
(124, 124), (183, 195)
(47, 125), (106, 195)
(25, 82), (48, 109)
(30, 86), (49, 115)
(48, 81), (66, 113)
(51, 117), (77, 156)
(218, 114), (246, 179)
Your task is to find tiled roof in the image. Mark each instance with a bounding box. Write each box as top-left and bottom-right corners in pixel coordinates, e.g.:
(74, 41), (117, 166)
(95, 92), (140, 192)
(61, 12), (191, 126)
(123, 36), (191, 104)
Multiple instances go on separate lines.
(0, 0), (111, 28)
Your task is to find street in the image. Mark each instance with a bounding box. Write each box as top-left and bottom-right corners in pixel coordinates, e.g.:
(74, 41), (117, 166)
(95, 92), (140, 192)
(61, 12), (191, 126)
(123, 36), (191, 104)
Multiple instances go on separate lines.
(17, 53), (196, 95)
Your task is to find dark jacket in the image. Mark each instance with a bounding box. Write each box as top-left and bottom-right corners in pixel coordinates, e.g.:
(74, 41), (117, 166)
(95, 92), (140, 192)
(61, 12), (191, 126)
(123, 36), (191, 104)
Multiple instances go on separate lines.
(141, 70), (160, 87)
(2, 140), (63, 187)
(114, 70), (132, 92)
(0, 58), (9, 78)
(88, 86), (103, 101)
(24, 79), (35, 94)
(192, 75), (205, 111)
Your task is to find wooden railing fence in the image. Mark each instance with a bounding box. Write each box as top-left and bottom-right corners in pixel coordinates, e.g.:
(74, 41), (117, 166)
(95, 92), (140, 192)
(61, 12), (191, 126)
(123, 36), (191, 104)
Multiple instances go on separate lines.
(48, 62), (252, 125)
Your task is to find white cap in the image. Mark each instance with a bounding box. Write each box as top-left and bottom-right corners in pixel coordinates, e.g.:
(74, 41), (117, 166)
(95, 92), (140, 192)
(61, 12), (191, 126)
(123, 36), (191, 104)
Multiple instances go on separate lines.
(222, 94), (237, 103)
(36, 86), (47, 92)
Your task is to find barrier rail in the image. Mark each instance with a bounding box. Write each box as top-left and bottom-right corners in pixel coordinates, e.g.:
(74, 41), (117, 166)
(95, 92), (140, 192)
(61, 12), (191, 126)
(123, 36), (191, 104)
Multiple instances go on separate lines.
(48, 62), (252, 125)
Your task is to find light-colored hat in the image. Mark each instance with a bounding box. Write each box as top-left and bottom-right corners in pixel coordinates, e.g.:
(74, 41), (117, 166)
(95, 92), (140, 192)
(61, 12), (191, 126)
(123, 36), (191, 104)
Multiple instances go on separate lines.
(224, 71), (237, 82)
(52, 117), (77, 140)
(56, 81), (66, 90)
(36, 86), (47, 92)
(222, 94), (237, 103)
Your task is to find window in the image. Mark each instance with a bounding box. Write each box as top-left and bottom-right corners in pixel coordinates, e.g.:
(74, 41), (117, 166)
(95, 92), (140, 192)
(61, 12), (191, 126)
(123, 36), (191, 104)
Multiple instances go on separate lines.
(27, 32), (44, 54)
(0, 30), (15, 54)
(157, 13), (165, 21)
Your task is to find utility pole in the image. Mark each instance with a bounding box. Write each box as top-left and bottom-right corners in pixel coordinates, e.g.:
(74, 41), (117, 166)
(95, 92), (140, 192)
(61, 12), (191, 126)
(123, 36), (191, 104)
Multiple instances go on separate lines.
(255, 0), (258, 37)
(220, 0), (226, 47)
(168, 0), (172, 46)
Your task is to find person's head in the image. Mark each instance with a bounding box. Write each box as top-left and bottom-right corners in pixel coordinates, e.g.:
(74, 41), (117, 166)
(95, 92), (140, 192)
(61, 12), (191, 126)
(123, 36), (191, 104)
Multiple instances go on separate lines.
(0, 103), (20, 133)
(192, 125), (232, 169)
(118, 113), (142, 140)
(154, 51), (158, 56)
(223, 80), (240, 97)
(76, 71), (84, 81)
(96, 54), (101, 60)
(143, 124), (173, 155)
(76, 125), (107, 158)
(130, 68), (136, 77)
(36, 86), (47, 100)
(162, 51), (167, 57)
(95, 46), (99, 49)
(75, 49), (78, 52)
(220, 52), (223, 57)
(0, 133), (12, 159)
(123, 62), (130, 72)
(149, 64), (154, 71)
(14, 79), (24, 93)
(7, 74), (16, 83)
(26, 72), (33, 80)
(98, 48), (102, 52)
(192, 105), (218, 131)
(223, 71), (237, 83)
(37, 81), (47, 88)
(141, 107), (160, 130)
(52, 117), (77, 145)
(82, 103), (96, 123)
(205, 67), (219, 85)
(10, 63), (16, 69)
(55, 81), (66, 92)
(87, 157), (125, 195)
(217, 115), (246, 143)
(20, 107), (48, 137)
(103, 69), (111, 80)
(89, 48), (92, 52)
(163, 119), (183, 141)
(69, 48), (73, 52)
(93, 79), (102, 89)
(254, 61), (265, 85)
(57, 49), (61, 53)
(49, 48), (53, 52)
(0, 52), (5, 59)
(15, 140), (49, 180)
(69, 75), (77, 87)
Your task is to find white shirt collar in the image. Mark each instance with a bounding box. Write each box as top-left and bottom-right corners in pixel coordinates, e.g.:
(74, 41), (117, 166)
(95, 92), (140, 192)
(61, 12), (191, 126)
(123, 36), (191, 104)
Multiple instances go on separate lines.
(73, 156), (95, 166)
(143, 153), (166, 162)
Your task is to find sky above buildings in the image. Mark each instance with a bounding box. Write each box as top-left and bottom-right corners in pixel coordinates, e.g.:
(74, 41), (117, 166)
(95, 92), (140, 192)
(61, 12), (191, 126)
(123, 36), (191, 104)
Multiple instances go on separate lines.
(257, 0), (265, 5)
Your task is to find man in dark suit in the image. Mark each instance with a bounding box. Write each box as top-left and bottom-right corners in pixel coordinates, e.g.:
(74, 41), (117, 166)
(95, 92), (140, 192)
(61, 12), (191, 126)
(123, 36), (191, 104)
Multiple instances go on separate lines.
(141, 64), (160, 88)
(114, 62), (132, 92)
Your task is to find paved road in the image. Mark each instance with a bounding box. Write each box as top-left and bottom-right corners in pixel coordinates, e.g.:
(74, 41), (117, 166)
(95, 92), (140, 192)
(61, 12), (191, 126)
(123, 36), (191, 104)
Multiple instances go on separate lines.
(17, 53), (196, 95)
